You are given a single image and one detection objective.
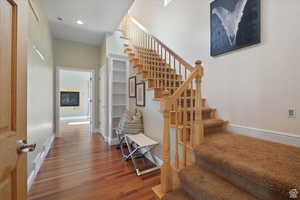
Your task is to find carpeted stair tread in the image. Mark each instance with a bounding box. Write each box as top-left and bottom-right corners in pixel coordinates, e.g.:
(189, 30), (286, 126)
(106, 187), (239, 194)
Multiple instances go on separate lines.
(179, 166), (258, 200)
(162, 189), (195, 200)
(203, 119), (225, 129)
(195, 132), (300, 199)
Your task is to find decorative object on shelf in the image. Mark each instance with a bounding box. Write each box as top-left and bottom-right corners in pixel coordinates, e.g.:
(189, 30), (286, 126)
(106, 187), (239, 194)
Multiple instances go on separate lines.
(210, 0), (261, 56)
(129, 76), (136, 98)
(136, 82), (145, 107)
(60, 91), (80, 107)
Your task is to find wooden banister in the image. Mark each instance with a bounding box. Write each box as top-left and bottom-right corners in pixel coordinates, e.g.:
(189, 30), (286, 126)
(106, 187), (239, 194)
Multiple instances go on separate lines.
(150, 35), (194, 72)
(159, 60), (204, 194)
(120, 15), (205, 198)
(122, 15), (194, 77)
(167, 67), (202, 105)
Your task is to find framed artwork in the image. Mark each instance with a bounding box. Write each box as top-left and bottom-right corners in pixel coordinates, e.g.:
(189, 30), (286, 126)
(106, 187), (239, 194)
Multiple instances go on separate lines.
(136, 82), (145, 107)
(129, 76), (136, 98)
(60, 91), (80, 107)
(210, 0), (261, 56)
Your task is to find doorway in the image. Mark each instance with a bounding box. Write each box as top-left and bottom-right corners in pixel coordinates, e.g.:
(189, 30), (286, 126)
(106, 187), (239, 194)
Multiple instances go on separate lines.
(56, 67), (95, 137)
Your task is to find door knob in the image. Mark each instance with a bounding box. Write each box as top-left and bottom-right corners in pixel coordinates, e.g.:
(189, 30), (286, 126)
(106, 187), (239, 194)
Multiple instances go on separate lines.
(17, 140), (36, 153)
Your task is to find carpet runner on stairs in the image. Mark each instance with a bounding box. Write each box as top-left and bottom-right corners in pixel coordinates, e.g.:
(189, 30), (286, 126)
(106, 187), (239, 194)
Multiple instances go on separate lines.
(164, 132), (300, 200)
(179, 166), (258, 200)
(163, 189), (194, 200)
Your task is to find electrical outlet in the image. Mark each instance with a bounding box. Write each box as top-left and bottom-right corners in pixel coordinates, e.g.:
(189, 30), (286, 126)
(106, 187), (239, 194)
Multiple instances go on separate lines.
(288, 109), (296, 118)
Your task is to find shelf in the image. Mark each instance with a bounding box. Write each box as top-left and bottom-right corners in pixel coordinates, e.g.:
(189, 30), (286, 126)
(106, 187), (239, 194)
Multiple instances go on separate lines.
(113, 81), (126, 84)
(113, 70), (127, 73)
(112, 116), (121, 119)
(113, 93), (127, 95)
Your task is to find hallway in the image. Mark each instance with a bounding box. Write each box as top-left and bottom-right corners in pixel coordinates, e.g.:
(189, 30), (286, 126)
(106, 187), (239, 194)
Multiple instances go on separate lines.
(28, 122), (160, 200)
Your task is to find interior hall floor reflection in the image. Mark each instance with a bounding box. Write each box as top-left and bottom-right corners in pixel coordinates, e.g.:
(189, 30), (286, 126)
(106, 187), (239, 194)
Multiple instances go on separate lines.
(28, 121), (160, 200)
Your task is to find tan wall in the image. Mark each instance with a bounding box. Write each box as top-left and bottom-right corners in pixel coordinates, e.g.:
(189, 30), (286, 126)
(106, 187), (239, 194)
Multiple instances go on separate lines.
(53, 39), (101, 69)
(27, 0), (54, 176)
(53, 39), (102, 129)
(130, 0), (300, 136)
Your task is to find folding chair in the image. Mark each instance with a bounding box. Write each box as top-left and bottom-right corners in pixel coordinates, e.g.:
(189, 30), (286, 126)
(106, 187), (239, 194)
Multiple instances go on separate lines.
(124, 133), (160, 176)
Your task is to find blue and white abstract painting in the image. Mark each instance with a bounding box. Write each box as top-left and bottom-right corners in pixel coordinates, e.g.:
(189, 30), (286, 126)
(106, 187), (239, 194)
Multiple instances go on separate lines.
(210, 0), (260, 56)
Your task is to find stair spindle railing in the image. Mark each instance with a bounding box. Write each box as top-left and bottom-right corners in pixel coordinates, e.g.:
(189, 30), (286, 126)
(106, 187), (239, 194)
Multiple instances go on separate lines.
(121, 15), (194, 82)
(120, 15), (205, 197)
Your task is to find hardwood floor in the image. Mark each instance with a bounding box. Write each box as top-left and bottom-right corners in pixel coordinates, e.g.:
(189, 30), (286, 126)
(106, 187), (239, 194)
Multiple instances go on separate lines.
(28, 121), (160, 200)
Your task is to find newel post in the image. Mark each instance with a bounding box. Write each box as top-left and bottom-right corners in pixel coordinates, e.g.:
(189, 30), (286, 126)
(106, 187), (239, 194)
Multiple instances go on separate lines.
(194, 60), (204, 147)
(160, 90), (173, 193)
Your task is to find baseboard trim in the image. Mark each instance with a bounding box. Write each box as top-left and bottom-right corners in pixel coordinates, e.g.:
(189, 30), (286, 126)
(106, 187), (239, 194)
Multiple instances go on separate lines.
(93, 128), (101, 133)
(60, 116), (89, 121)
(27, 134), (55, 191)
(228, 124), (300, 147)
(109, 137), (119, 145)
(96, 132), (119, 145)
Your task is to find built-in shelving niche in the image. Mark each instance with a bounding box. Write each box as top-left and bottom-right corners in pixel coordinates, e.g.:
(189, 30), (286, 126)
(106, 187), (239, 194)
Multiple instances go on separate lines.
(110, 59), (128, 138)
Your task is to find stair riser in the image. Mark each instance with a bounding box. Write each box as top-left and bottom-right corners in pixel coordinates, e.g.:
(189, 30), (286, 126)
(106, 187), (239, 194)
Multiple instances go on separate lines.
(180, 175), (221, 200)
(195, 154), (285, 200)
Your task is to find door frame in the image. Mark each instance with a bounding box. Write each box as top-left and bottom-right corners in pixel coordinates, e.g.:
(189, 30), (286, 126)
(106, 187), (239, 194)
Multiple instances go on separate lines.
(55, 66), (96, 137)
(99, 64), (107, 135)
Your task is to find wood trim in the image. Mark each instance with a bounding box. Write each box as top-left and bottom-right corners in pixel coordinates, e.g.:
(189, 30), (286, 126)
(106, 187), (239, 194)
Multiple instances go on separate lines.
(136, 82), (145, 107)
(8, 0), (17, 132)
(150, 35), (194, 72)
(167, 68), (201, 105)
(28, 0), (40, 22)
(15, 0), (28, 199)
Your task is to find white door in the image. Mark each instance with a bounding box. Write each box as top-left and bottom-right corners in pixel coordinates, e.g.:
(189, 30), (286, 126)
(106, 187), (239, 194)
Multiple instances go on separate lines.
(88, 72), (93, 132)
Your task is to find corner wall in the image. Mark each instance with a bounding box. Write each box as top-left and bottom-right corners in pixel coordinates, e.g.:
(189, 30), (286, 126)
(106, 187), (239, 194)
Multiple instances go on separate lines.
(129, 0), (300, 137)
(27, 0), (54, 188)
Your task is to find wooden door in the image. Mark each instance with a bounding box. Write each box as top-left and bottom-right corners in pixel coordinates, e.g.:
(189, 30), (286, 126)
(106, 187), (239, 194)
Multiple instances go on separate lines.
(0, 0), (28, 199)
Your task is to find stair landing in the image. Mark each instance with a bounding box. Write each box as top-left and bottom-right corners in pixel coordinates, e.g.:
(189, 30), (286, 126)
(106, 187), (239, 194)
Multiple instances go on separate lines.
(195, 131), (300, 200)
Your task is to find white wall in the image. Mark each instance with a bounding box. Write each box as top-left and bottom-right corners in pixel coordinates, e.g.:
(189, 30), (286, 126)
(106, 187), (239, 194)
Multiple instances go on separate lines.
(106, 31), (128, 56)
(130, 0), (300, 136)
(59, 70), (91, 119)
(27, 0), (54, 178)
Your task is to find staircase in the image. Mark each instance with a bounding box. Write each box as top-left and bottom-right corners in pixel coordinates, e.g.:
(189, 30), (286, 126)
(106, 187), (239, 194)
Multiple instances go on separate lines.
(120, 15), (300, 200)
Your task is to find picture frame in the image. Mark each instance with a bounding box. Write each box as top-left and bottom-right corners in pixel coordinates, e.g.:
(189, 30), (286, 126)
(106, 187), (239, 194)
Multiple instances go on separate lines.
(210, 0), (261, 56)
(136, 82), (145, 107)
(129, 76), (136, 98)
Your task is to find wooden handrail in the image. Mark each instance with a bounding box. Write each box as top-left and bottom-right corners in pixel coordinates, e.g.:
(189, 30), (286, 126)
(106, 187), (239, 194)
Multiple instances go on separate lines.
(125, 15), (194, 73)
(150, 35), (194, 72)
(121, 15), (205, 197)
(160, 60), (204, 194)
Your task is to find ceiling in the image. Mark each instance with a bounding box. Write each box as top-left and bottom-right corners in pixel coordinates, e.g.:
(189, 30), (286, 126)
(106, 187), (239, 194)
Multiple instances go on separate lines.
(41, 0), (134, 45)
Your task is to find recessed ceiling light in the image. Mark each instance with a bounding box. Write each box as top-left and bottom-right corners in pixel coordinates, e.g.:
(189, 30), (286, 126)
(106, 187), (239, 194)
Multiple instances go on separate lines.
(57, 17), (63, 21)
(76, 20), (84, 25)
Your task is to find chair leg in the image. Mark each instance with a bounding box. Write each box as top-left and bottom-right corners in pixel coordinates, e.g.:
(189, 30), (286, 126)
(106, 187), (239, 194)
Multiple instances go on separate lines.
(125, 136), (139, 172)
